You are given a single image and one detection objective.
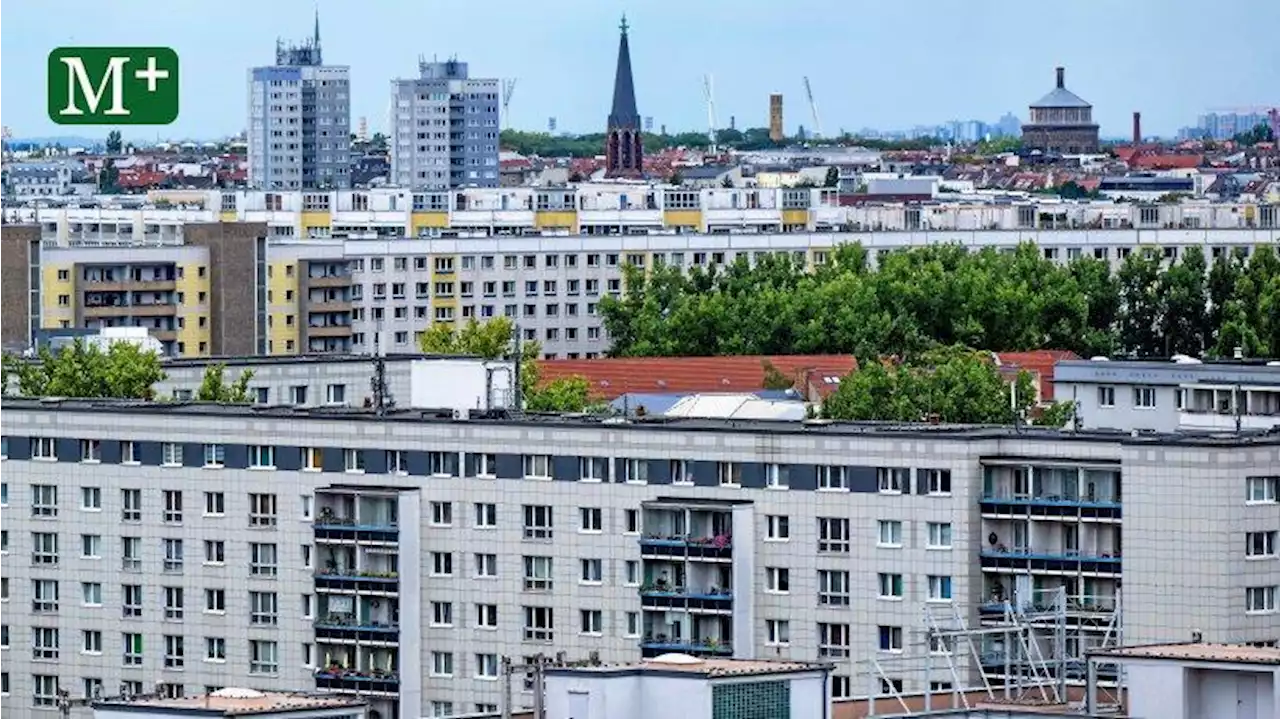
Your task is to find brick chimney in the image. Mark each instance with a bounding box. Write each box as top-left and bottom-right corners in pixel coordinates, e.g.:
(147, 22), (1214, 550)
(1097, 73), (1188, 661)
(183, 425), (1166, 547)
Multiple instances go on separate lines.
(1055, 67), (1065, 89)
(1132, 112), (1142, 145)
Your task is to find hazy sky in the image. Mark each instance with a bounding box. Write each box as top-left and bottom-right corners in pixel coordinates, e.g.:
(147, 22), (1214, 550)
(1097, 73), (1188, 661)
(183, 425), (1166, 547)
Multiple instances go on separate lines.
(3, 0), (1277, 140)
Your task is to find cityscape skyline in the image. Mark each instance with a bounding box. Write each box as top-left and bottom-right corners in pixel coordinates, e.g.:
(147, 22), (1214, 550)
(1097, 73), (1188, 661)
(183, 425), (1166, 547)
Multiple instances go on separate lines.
(3, 0), (1278, 142)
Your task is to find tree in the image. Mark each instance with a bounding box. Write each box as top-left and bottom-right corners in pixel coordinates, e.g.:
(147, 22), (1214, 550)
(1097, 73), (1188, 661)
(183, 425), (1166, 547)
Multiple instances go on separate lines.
(98, 159), (121, 193)
(720, 175), (734, 188)
(105, 130), (123, 153)
(823, 166), (840, 188)
(2, 340), (164, 399)
(760, 360), (794, 391)
(195, 363), (255, 402)
(668, 171), (683, 186)
(1156, 247), (1208, 356)
(1115, 250), (1163, 356)
(1035, 401), (1077, 428)
(525, 375), (596, 412)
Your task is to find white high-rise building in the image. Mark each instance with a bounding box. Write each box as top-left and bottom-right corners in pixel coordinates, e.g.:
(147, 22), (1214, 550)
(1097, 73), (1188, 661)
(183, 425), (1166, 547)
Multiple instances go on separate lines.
(389, 59), (500, 190)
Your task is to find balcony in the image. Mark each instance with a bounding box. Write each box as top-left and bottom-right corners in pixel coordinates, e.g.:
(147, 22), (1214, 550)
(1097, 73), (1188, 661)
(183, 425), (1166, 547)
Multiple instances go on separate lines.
(308, 274), (352, 289)
(308, 300), (352, 313)
(639, 585), (733, 613)
(314, 668), (399, 695)
(640, 635), (733, 658)
(314, 570), (399, 594)
(979, 654), (1119, 683)
(313, 514), (398, 544)
(639, 534), (733, 561)
(82, 303), (176, 318)
(980, 547), (1121, 575)
(307, 324), (353, 338)
(81, 278), (176, 292)
(980, 491), (1121, 521)
(314, 615), (400, 643)
(979, 593), (1118, 620)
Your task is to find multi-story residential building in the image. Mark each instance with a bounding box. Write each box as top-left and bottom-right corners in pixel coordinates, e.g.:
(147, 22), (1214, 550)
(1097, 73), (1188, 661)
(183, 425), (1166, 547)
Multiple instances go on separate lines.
(389, 59), (500, 190)
(3, 188), (1278, 358)
(1, 398), (1276, 717)
(248, 17), (351, 190)
(1, 161), (96, 199)
(1054, 358), (1280, 433)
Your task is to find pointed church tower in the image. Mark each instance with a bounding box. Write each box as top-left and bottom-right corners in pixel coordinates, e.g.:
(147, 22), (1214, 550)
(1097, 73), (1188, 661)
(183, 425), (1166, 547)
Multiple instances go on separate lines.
(605, 15), (643, 178)
(312, 8), (323, 64)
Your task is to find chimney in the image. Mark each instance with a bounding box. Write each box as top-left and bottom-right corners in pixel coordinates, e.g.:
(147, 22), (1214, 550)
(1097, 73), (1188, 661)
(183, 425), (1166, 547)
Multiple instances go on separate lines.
(1132, 112), (1142, 145)
(1055, 67), (1065, 89)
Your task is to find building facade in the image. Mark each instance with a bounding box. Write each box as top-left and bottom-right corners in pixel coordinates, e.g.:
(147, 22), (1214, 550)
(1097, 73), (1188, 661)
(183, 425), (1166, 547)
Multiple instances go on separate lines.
(248, 18), (351, 190)
(1, 399), (1277, 717)
(389, 60), (500, 190)
(1021, 68), (1100, 154)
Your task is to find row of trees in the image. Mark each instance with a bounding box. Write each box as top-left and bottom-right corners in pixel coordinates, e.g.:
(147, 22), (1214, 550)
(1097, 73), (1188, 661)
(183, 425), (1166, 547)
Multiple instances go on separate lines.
(498, 129), (940, 158)
(600, 243), (1280, 361)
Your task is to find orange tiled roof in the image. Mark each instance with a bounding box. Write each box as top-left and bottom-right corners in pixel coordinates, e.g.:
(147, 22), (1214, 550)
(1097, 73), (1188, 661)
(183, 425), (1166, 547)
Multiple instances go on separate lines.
(539, 355), (857, 399)
(1130, 154), (1203, 170)
(992, 350), (1079, 401)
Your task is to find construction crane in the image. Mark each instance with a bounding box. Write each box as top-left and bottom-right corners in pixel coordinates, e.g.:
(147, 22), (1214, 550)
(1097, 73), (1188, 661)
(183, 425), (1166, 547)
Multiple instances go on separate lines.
(501, 79), (517, 130)
(803, 76), (823, 140)
(702, 74), (718, 154)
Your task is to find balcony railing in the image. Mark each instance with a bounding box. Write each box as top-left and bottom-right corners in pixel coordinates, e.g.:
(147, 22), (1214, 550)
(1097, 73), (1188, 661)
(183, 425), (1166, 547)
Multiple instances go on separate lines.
(314, 570), (399, 593)
(639, 585), (733, 612)
(980, 547), (1121, 575)
(639, 534), (733, 560)
(640, 635), (733, 657)
(979, 593), (1118, 616)
(981, 492), (1120, 508)
(315, 616), (400, 643)
(314, 668), (400, 694)
(313, 516), (398, 543)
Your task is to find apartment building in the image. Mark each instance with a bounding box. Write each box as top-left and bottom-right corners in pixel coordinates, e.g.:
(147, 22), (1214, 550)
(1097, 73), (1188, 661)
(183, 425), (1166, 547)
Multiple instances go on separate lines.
(389, 60), (501, 190)
(247, 21), (351, 190)
(1055, 358), (1280, 433)
(2, 399), (1276, 717)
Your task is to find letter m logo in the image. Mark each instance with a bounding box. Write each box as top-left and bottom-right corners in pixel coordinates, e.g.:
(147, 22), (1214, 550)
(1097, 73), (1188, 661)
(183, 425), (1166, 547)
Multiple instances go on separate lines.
(48, 47), (180, 126)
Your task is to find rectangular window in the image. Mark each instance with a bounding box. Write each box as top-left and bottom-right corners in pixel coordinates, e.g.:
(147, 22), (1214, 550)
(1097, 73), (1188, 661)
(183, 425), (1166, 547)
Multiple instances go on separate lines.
(818, 517), (849, 553)
(766, 463), (790, 489)
(203, 444), (225, 467)
(717, 461), (742, 486)
(249, 445), (275, 468)
(163, 538), (184, 572)
(475, 603), (498, 629)
(1245, 586), (1277, 614)
(123, 633), (144, 666)
(1247, 531), (1277, 558)
(1097, 386), (1116, 407)
(31, 437), (56, 460)
(818, 623), (851, 658)
(580, 609), (603, 635)
(121, 441), (137, 463)
(32, 627), (60, 660)
(1133, 386), (1156, 408)
(161, 442), (181, 465)
(475, 653), (499, 679)
(818, 570), (850, 606)
(80, 486), (101, 510)
(430, 501), (453, 526)
(766, 619), (790, 646)
(121, 488), (142, 522)
(431, 601), (454, 627)
(249, 543), (277, 576)
(580, 457), (607, 482)
(580, 558), (603, 584)
(204, 540), (225, 564)
(80, 439), (101, 461)
(164, 586), (185, 620)
(818, 466), (847, 491)
(474, 502), (497, 528)
(122, 585), (143, 617)
(204, 491), (225, 516)
(927, 522), (953, 549)
(878, 520), (904, 547)
(523, 454), (551, 479)
(928, 575), (953, 602)
(1247, 476), (1279, 504)
(473, 452), (496, 477)
(82, 582), (102, 606)
(878, 573), (904, 599)
(32, 532), (58, 565)
(522, 606), (554, 642)
(621, 458), (648, 483)
(163, 490), (183, 523)
(32, 579), (59, 613)
(303, 447), (323, 470)
(82, 629), (103, 654)
(31, 485), (57, 517)
(204, 589), (225, 613)
(249, 591), (278, 626)
(923, 469), (952, 495)
(879, 625), (904, 652)
(878, 467), (908, 493)
(249, 640), (278, 674)
(579, 507), (603, 532)
(524, 556), (554, 590)
(431, 651), (454, 677)
(431, 552), (454, 576)
(766, 567), (790, 593)
(81, 534), (101, 559)
(249, 493), (278, 527)
(344, 449), (365, 472)
(206, 637), (226, 661)
(523, 505), (554, 540)
(767, 515), (790, 541)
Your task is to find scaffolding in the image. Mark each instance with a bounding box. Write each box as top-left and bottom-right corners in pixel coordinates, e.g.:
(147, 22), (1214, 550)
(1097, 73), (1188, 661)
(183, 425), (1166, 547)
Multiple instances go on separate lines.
(859, 586), (1125, 717)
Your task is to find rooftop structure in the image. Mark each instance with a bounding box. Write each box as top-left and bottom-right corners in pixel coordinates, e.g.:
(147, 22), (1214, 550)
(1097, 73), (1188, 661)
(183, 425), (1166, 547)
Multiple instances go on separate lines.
(92, 687), (367, 718)
(1087, 642), (1280, 718)
(605, 17), (643, 178)
(1021, 68), (1100, 154)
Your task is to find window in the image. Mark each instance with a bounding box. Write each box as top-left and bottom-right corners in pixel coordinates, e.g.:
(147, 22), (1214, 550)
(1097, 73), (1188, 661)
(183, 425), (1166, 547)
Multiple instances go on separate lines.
(580, 609), (603, 635)
(923, 469), (952, 495)
(717, 461), (742, 486)
(1247, 476), (1279, 504)
(81, 534), (102, 559)
(163, 490), (183, 523)
(204, 492), (225, 516)
(33, 675), (59, 707)
(927, 522), (952, 549)
(818, 570), (850, 606)
(163, 538), (184, 572)
(762, 616), (783, 644)
(158, 442), (180, 465)
(928, 575), (953, 602)
(878, 520), (904, 547)
(1247, 531), (1277, 558)
(82, 582), (102, 606)
(249, 640), (278, 674)
(164, 635), (185, 668)
(122, 488), (142, 521)
(303, 447), (322, 470)
(249, 494), (278, 527)
(206, 637), (226, 661)
(878, 573), (904, 599)
(32, 626), (60, 660)
(249, 445), (275, 468)
(1246, 586), (1277, 614)
(523, 505), (553, 539)
(81, 487), (101, 510)
(879, 625), (904, 652)
(624, 560), (640, 585)
(123, 633), (144, 666)
(430, 702), (455, 718)
(204, 540), (225, 564)
(122, 585), (143, 617)
(250, 543), (277, 576)
(475, 603), (498, 629)
(523, 454), (551, 479)
(431, 651), (455, 677)
(767, 515), (790, 541)
(344, 449), (365, 472)
(203, 443), (225, 467)
(31, 437), (56, 460)
(473, 452), (496, 477)
(766, 463), (790, 489)
(580, 507), (603, 532)
(474, 502), (497, 528)
(120, 536), (141, 571)
(32, 579), (59, 612)
(475, 653), (499, 679)
(431, 551), (454, 576)
(524, 556), (554, 590)
(766, 567), (790, 593)
(624, 509), (640, 534)
(249, 591), (277, 625)
(580, 457), (607, 482)
(580, 558), (603, 584)
(1097, 386), (1116, 407)
(625, 611), (641, 637)
(818, 465), (847, 490)
(326, 384), (346, 404)
(32, 532), (58, 565)
(621, 458), (648, 483)
(1133, 386), (1156, 408)
(31, 485), (57, 517)
(878, 467), (908, 493)
(818, 517), (849, 553)
(82, 629), (102, 654)
(819, 623), (851, 658)
(431, 601), (454, 627)
(523, 606), (554, 641)
(204, 589), (225, 613)
(430, 501), (453, 526)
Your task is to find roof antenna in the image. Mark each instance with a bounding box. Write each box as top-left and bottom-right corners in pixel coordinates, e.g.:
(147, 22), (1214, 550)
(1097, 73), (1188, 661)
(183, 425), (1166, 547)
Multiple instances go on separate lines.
(371, 320), (394, 416)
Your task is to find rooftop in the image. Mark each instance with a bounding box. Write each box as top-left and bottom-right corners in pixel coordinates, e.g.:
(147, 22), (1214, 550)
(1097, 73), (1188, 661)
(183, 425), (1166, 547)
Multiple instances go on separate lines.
(1091, 642), (1280, 666)
(94, 688), (365, 716)
(539, 354), (856, 399)
(6, 396), (1280, 447)
(545, 654), (827, 679)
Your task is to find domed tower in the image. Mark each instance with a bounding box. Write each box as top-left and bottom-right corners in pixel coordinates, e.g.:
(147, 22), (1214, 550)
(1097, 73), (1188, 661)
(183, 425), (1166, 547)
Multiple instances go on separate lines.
(1021, 67), (1100, 154)
(605, 15), (643, 178)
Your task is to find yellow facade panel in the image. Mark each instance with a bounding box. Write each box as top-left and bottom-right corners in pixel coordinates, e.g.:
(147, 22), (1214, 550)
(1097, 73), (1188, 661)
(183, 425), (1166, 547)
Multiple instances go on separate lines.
(300, 210), (331, 234)
(781, 209), (809, 227)
(534, 210), (578, 232)
(411, 211), (450, 235)
(663, 210), (703, 230)
(174, 262), (211, 357)
(219, 210), (239, 222)
(269, 261), (300, 355)
(40, 264), (76, 328)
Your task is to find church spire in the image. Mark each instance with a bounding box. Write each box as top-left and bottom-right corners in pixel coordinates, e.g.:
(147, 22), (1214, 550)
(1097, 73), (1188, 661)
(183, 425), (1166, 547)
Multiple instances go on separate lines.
(313, 7), (322, 59)
(605, 15), (643, 178)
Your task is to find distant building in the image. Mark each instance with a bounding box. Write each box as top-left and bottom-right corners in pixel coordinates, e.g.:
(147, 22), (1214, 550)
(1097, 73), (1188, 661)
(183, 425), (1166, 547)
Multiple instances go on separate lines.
(769, 94), (785, 142)
(605, 16), (643, 178)
(1183, 109), (1275, 141)
(2, 161), (95, 198)
(390, 59), (500, 189)
(247, 14), (351, 190)
(1021, 67), (1100, 154)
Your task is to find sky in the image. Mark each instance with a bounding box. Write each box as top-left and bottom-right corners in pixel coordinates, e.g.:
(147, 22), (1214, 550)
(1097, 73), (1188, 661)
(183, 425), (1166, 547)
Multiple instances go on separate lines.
(3, 0), (1278, 141)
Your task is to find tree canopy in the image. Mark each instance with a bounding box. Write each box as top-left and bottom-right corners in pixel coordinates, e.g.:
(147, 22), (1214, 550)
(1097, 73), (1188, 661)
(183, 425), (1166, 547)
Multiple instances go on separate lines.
(417, 317), (600, 412)
(599, 243), (1280, 361)
(195, 363), (256, 402)
(498, 129), (941, 158)
(2, 340), (164, 399)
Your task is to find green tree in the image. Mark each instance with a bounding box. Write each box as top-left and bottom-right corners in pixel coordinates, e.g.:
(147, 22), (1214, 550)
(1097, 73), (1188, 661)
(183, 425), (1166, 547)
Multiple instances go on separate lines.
(98, 159), (121, 193)
(760, 360), (794, 391)
(525, 375), (599, 412)
(1116, 250), (1163, 356)
(823, 166), (840, 187)
(105, 130), (123, 153)
(1156, 246), (1208, 356)
(1035, 400), (1077, 428)
(2, 340), (164, 399)
(195, 363), (256, 402)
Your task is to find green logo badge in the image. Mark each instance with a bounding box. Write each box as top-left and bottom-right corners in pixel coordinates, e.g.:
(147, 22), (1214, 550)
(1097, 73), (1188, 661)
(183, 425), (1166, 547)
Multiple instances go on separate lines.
(47, 47), (179, 125)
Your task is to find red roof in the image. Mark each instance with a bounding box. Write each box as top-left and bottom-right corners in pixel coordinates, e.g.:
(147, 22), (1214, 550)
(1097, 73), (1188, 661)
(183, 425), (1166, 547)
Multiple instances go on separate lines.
(992, 350), (1079, 401)
(539, 355), (857, 400)
(1129, 153), (1203, 170)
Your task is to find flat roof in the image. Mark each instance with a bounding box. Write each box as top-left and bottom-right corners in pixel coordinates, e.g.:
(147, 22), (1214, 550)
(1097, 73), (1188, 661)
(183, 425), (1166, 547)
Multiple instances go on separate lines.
(546, 656), (827, 679)
(1091, 642), (1280, 666)
(5, 397), (1278, 447)
(94, 691), (364, 716)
